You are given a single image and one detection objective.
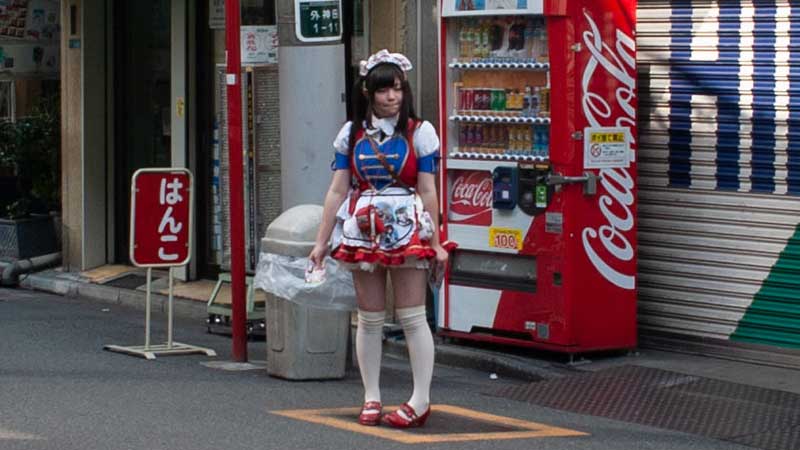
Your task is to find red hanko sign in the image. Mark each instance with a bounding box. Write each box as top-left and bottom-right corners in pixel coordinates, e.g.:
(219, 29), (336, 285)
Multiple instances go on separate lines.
(130, 169), (194, 267)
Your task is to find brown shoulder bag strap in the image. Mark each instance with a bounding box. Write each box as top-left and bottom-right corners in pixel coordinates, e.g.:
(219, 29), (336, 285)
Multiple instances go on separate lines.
(366, 136), (414, 193)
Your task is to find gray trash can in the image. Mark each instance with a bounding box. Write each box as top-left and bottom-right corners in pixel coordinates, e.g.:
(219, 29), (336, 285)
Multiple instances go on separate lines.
(261, 204), (350, 380)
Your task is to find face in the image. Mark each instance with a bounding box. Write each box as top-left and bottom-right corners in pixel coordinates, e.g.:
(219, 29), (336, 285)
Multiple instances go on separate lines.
(371, 79), (403, 118)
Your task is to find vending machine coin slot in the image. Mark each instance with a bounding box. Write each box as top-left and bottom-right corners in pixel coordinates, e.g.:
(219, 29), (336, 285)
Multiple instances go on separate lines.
(517, 164), (552, 216)
(492, 166), (518, 210)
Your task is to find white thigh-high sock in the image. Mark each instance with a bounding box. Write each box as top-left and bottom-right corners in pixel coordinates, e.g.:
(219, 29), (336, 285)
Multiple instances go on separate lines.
(397, 306), (434, 415)
(356, 309), (385, 403)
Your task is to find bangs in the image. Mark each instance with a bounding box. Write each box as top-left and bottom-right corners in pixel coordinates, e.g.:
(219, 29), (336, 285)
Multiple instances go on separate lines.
(366, 63), (404, 92)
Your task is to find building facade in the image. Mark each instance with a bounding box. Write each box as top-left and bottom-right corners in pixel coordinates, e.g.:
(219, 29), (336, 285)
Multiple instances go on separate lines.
(59, 0), (438, 279)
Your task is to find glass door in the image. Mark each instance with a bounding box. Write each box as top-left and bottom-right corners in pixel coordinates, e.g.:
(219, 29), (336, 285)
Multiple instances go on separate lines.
(113, 0), (172, 262)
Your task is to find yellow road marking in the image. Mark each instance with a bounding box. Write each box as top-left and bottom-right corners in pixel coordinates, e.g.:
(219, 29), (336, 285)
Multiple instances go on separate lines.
(271, 404), (587, 444)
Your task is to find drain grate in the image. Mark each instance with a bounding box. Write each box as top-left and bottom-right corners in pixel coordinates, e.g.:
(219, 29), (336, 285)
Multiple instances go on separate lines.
(489, 365), (800, 450)
(102, 274), (153, 290)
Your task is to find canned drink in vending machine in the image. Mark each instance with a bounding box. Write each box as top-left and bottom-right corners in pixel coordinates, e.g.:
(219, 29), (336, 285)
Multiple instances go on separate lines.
(473, 89), (483, 111)
(490, 89), (501, 112)
(472, 89), (481, 112)
(463, 88), (474, 112)
(479, 89), (490, 111)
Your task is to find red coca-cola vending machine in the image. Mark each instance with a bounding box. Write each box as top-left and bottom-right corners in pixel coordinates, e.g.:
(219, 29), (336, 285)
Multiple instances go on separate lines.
(438, 0), (637, 353)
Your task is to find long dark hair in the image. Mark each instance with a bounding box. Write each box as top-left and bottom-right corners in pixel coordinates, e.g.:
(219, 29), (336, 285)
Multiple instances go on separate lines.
(348, 62), (418, 151)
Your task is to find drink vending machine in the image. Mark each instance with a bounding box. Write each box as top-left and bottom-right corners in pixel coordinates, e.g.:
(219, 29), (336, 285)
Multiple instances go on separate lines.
(438, 0), (638, 353)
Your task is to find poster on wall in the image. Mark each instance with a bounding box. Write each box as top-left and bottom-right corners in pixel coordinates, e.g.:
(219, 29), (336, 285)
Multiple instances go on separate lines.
(241, 25), (278, 65)
(209, 0), (225, 29)
(0, 0), (59, 74)
(0, 42), (57, 73)
(583, 127), (632, 169)
(0, 0), (59, 41)
(442, 0), (541, 16)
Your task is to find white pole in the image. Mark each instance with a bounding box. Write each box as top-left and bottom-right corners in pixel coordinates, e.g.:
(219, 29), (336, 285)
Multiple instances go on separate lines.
(145, 267), (152, 350)
(168, 267), (174, 349)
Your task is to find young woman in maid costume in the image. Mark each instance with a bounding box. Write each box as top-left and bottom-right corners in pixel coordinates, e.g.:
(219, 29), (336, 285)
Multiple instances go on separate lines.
(309, 49), (455, 428)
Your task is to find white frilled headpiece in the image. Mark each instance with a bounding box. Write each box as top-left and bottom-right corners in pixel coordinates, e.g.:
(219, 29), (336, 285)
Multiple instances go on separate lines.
(358, 49), (413, 77)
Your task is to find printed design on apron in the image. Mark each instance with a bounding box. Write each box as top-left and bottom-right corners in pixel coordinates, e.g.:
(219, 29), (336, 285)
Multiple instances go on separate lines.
(335, 190), (420, 250)
(330, 133), (432, 251)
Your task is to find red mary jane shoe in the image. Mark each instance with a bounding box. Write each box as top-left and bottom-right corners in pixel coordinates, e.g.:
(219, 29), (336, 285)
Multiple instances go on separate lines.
(381, 403), (430, 428)
(358, 401), (383, 426)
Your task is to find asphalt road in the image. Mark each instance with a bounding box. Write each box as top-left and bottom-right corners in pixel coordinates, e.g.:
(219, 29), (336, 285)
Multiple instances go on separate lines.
(0, 287), (750, 450)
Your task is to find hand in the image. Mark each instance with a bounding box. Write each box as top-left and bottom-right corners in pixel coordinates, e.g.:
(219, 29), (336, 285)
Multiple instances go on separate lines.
(431, 243), (449, 267)
(308, 243), (329, 270)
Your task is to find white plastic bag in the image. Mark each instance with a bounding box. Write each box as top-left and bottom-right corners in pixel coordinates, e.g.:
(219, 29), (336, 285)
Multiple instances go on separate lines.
(254, 252), (357, 311)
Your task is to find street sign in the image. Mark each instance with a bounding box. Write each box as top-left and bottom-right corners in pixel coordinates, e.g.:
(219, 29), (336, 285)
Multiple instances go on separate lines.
(109, 168), (214, 360)
(295, 0), (341, 43)
(130, 168), (194, 267)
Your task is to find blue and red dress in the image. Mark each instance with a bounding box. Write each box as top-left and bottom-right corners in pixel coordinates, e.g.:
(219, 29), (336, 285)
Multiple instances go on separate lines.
(329, 116), (445, 270)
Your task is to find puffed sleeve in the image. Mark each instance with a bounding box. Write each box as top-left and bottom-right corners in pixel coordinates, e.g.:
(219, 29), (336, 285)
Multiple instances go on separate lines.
(413, 121), (440, 173)
(331, 121), (353, 171)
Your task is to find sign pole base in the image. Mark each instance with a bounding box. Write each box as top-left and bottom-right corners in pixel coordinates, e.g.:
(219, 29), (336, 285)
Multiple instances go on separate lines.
(104, 343), (217, 360)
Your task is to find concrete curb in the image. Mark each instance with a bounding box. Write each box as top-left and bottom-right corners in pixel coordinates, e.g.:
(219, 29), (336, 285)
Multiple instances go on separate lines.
(21, 269), (565, 382)
(21, 271), (209, 321)
(383, 337), (569, 382)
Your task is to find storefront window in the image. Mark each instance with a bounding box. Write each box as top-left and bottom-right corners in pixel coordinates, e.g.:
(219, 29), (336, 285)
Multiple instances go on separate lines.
(350, 0), (368, 67)
(0, 80), (12, 121)
(242, 0), (276, 26)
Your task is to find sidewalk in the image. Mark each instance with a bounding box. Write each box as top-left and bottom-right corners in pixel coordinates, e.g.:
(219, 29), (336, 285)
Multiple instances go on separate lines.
(18, 266), (800, 396)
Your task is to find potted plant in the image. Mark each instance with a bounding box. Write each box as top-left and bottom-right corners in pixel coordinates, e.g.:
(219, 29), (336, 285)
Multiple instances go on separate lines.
(0, 93), (61, 261)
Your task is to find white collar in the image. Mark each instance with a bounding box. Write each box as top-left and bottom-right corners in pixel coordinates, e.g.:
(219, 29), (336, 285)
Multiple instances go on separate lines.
(365, 114), (399, 137)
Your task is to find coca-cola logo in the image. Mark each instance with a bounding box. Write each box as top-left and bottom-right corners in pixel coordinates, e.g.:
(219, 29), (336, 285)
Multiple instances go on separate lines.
(450, 171), (492, 224)
(580, 9), (637, 290)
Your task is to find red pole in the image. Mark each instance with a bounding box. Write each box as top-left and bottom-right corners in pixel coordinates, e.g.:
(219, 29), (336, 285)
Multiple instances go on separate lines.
(225, 0), (247, 362)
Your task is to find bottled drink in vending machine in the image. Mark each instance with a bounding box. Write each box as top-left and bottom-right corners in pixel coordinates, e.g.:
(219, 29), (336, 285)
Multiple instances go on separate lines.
(465, 124), (475, 150)
(538, 87), (550, 117)
(475, 124), (484, 150)
(539, 23), (549, 62)
(513, 126), (523, 152)
(464, 22), (475, 60)
(524, 86), (540, 117)
(480, 21), (491, 59)
(506, 125), (515, 152)
(524, 21), (536, 61)
(522, 125), (533, 154)
(496, 125), (506, 153)
(489, 125), (500, 152)
(533, 125), (549, 157)
(459, 124), (468, 149)
(459, 25), (469, 60)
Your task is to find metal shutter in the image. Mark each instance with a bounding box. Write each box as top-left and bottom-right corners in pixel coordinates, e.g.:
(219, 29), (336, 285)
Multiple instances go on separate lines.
(637, 0), (800, 354)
